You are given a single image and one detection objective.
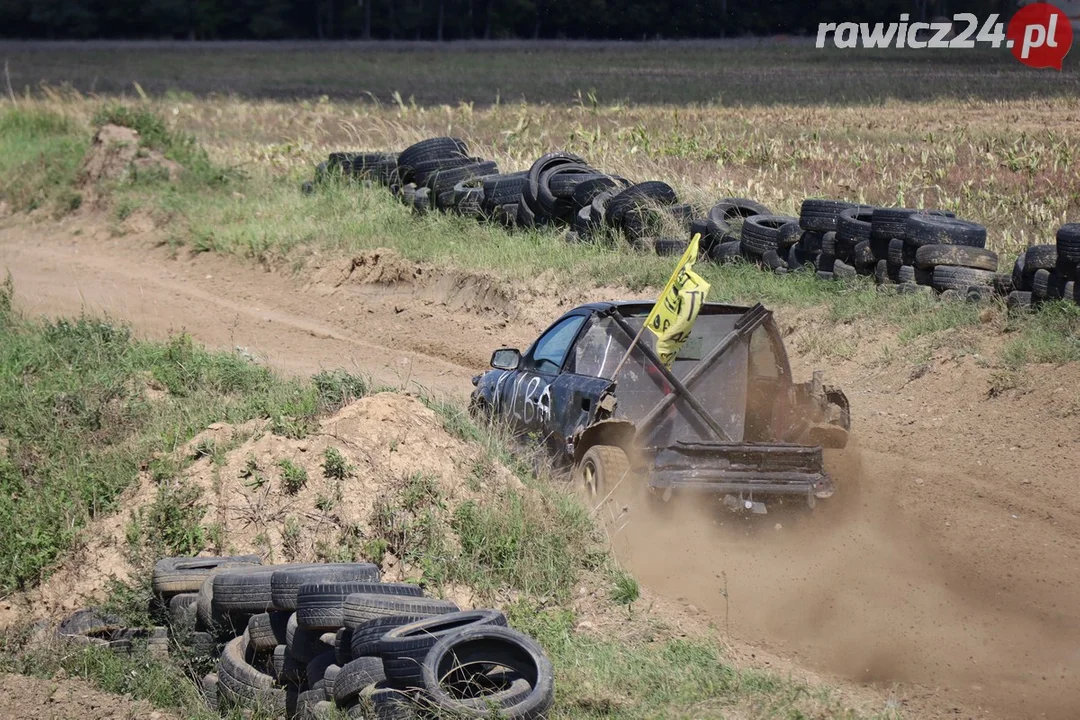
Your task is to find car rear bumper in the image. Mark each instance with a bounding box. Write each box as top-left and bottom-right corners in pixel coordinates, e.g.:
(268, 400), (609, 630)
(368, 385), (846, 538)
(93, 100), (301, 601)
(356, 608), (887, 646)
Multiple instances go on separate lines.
(647, 441), (834, 499)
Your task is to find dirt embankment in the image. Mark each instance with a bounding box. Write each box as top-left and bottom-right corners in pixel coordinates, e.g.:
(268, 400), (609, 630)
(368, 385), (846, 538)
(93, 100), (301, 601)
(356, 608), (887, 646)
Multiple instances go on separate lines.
(0, 391), (525, 625)
(1, 215), (1078, 720)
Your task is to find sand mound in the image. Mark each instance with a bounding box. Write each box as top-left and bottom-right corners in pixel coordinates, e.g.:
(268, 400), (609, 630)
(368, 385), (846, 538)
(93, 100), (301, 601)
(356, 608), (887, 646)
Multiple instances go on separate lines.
(79, 124), (140, 188)
(78, 124), (181, 208)
(0, 392), (522, 626)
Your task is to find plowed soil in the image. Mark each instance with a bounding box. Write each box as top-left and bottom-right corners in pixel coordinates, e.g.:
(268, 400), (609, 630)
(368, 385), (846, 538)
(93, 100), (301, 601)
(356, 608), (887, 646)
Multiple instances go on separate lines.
(2, 215), (1078, 720)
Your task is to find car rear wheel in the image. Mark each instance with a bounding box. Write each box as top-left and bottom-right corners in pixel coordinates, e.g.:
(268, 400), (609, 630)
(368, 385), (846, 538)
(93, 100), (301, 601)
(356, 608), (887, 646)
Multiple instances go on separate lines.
(574, 445), (631, 513)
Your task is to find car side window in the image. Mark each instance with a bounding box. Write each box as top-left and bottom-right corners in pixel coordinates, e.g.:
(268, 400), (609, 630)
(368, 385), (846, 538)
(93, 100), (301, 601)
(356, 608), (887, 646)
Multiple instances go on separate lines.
(527, 316), (586, 375)
(571, 317), (618, 378)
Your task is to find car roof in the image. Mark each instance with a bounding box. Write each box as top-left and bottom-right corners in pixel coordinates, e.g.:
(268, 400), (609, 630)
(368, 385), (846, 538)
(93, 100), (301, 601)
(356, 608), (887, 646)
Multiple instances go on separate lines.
(572, 300), (754, 316)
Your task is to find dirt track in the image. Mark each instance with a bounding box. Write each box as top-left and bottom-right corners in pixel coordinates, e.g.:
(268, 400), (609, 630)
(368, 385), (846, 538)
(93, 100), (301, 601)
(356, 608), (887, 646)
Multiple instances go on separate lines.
(2, 217), (1079, 720)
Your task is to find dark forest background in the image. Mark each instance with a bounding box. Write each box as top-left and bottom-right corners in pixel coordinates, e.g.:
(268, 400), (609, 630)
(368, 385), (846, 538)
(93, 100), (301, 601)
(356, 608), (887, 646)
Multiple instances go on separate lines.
(0, 0), (1022, 41)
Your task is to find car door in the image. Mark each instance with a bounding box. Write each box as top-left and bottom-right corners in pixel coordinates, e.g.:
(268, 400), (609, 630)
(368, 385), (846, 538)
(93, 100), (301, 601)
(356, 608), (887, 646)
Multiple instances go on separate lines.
(504, 314), (588, 436)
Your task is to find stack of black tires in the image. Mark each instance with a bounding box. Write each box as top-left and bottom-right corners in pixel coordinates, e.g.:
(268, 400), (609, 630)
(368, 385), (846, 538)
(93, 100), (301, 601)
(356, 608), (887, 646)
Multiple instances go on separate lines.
(60, 555), (555, 720)
(307, 138), (695, 255)
(305, 139), (1080, 313)
(789, 202), (1002, 296)
(1006, 224), (1080, 308)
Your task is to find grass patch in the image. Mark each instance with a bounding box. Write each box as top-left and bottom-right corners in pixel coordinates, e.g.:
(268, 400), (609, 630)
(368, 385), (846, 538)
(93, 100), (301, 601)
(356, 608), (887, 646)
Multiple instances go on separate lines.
(0, 636), (263, 720)
(505, 602), (900, 720)
(1003, 300), (1080, 366)
(0, 107), (86, 213)
(0, 281), (343, 592)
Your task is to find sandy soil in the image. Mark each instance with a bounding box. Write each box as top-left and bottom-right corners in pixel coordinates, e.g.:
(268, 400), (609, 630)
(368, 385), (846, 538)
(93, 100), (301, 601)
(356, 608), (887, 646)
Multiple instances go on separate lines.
(0, 673), (172, 719)
(1, 215), (1078, 720)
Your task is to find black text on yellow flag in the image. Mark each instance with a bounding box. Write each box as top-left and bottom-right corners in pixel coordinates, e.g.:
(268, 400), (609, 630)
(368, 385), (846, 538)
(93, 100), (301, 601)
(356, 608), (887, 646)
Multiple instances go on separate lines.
(645, 234), (712, 368)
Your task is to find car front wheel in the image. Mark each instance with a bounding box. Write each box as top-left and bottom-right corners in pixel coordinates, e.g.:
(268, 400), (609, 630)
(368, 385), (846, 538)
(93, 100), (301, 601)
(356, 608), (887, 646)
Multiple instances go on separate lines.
(574, 444), (631, 514)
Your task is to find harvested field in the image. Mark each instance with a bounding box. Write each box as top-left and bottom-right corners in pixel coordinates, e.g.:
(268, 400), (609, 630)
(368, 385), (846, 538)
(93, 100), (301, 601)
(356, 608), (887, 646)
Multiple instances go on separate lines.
(3, 40), (1080, 105)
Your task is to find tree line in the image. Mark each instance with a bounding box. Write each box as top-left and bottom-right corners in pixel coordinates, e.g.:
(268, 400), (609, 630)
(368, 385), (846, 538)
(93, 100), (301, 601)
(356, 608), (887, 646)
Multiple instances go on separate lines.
(1, 0), (1020, 41)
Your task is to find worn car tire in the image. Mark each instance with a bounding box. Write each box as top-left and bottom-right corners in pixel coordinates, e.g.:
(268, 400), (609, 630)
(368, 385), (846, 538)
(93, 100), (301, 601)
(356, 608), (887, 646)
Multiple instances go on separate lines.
(248, 611), (290, 652)
(1031, 268), (1068, 299)
(515, 198), (536, 228)
(378, 610), (507, 691)
(571, 175), (625, 209)
(396, 137), (468, 183)
(297, 581), (422, 630)
(523, 152), (587, 223)
(776, 221), (803, 249)
(537, 164), (593, 221)
(761, 249), (787, 271)
(904, 215), (987, 248)
(605, 181), (678, 227)
(1007, 290), (1034, 310)
(306, 651), (338, 689)
(836, 207), (875, 246)
(741, 214), (796, 257)
(350, 616), (432, 659)
(931, 266), (996, 291)
(453, 179), (486, 217)
(271, 564), (381, 612)
(799, 199), (855, 232)
(420, 626), (555, 720)
(213, 564), (316, 619)
(914, 244), (998, 271)
(152, 555), (261, 598)
(333, 656), (387, 705)
(833, 259), (856, 279)
(870, 207), (954, 241)
(335, 627), (354, 665)
(218, 633), (285, 713)
(874, 260), (891, 285)
(887, 238), (905, 268)
(343, 594), (459, 629)
(1057, 223), (1080, 263)
(573, 445), (630, 512)
(708, 240), (741, 264)
(481, 172), (529, 210)
(852, 240), (875, 273)
(1025, 244), (1058, 272)
(654, 237), (689, 256)
(709, 198), (771, 229)
(287, 613), (337, 664)
(426, 161), (499, 197)
(168, 593), (198, 628)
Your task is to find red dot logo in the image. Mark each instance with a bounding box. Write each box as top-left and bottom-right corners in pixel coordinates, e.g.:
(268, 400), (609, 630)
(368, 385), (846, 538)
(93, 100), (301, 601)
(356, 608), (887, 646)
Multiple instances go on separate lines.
(1007, 3), (1073, 70)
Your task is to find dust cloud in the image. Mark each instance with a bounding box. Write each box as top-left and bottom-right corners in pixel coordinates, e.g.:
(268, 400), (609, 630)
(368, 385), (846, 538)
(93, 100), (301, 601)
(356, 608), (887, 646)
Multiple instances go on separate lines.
(600, 441), (1080, 720)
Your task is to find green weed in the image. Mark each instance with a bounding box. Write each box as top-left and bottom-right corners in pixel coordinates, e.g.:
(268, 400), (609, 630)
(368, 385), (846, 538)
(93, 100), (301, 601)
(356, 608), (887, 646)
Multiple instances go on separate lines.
(611, 571), (641, 606)
(276, 459), (308, 494)
(322, 446), (353, 480)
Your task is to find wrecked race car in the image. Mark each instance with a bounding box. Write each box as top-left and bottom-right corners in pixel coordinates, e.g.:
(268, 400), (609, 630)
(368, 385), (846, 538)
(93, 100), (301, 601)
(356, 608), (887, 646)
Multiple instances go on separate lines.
(469, 301), (850, 513)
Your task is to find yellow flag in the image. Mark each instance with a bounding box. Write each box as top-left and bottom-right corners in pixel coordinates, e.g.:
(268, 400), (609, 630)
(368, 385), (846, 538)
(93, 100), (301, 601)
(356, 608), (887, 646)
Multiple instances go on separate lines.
(644, 234), (711, 368)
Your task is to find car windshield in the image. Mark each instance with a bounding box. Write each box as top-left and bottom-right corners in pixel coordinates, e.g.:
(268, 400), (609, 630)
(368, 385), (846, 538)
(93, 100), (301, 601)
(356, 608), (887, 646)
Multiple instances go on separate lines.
(571, 310), (750, 444)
